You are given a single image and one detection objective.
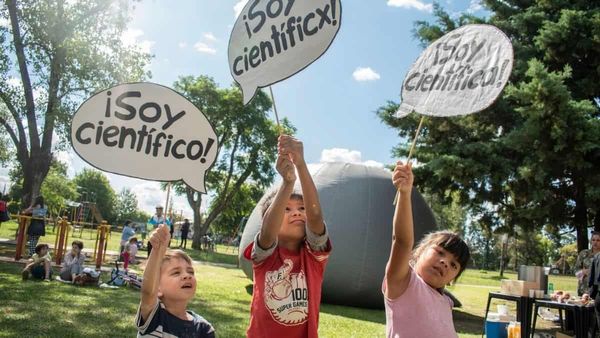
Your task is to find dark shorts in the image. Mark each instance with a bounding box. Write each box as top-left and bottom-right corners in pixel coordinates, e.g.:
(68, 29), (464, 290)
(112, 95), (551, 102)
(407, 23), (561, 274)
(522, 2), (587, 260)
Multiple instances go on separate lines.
(31, 264), (51, 279)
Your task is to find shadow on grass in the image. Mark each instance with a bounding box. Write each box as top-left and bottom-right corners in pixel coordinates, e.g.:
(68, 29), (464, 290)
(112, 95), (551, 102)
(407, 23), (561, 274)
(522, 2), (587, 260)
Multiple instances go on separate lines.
(453, 308), (484, 335)
(245, 283), (253, 295)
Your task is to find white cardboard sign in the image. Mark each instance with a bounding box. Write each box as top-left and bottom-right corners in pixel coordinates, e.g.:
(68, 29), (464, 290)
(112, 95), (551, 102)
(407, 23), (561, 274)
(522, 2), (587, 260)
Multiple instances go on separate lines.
(70, 82), (218, 193)
(396, 24), (513, 118)
(229, 0), (342, 105)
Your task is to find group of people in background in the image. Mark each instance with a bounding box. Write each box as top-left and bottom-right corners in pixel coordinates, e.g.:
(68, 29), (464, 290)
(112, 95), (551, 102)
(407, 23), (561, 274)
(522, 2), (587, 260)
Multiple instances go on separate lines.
(136, 135), (471, 338)
(21, 240), (87, 284)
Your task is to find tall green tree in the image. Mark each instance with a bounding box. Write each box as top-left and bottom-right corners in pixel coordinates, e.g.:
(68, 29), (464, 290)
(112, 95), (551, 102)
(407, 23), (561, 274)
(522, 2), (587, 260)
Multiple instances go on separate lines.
(376, 2), (600, 251)
(114, 188), (138, 224)
(208, 182), (264, 236)
(170, 75), (293, 249)
(40, 160), (78, 217)
(73, 168), (116, 223)
(0, 0), (150, 207)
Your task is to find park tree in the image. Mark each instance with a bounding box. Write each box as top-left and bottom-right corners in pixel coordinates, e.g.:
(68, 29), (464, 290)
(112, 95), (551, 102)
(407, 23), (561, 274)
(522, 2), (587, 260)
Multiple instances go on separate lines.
(73, 168), (117, 223)
(169, 75), (293, 249)
(0, 0), (150, 207)
(39, 160), (78, 217)
(376, 2), (600, 252)
(114, 188), (138, 224)
(208, 182), (264, 236)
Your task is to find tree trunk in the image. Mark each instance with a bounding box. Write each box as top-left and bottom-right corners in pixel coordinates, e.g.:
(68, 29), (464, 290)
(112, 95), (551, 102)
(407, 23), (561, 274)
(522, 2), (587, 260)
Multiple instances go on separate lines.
(20, 150), (52, 207)
(186, 187), (212, 250)
(574, 177), (588, 252)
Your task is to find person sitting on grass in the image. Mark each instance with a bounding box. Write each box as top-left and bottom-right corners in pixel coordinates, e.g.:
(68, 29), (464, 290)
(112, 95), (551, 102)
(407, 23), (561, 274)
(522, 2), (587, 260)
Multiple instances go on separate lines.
(22, 243), (52, 282)
(136, 224), (215, 337)
(59, 240), (86, 283)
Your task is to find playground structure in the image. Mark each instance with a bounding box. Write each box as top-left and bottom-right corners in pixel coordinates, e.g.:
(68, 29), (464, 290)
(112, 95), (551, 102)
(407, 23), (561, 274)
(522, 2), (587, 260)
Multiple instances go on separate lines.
(14, 214), (113, 270)
(63, 199), (105, 239)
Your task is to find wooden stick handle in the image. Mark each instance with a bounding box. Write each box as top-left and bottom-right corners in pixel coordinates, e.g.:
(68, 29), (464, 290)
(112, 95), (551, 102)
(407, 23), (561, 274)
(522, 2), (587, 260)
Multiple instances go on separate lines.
(393, 116), (425, 205)
(269, 86), (282, 134)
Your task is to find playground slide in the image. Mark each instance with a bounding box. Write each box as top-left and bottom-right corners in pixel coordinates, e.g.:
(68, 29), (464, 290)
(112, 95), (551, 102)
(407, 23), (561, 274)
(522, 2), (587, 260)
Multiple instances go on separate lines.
(90, 204), (104, 223)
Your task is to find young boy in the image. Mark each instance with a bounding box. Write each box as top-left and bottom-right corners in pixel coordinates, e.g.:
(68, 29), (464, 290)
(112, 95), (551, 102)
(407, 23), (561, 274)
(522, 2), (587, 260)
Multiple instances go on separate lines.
(243, 135), (332, 338)
(137, 224), (215, 338)
(22, 243), (52, 281)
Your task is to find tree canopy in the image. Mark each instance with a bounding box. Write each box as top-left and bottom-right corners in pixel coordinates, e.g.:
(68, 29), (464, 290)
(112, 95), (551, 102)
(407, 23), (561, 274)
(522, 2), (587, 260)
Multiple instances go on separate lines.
(170, 76), (294, 249)
(377, 1), (600, 251)
(0, 0), (150, 207)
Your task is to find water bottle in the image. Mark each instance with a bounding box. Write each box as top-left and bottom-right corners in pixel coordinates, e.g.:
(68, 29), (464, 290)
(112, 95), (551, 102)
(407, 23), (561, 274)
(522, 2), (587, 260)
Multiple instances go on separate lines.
(548, 282), (554, 295)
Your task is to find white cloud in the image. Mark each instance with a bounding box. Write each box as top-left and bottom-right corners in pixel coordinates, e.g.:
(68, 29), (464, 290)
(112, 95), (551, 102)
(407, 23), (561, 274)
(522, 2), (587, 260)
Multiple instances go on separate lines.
(121, 28), (155, 54)
(203, 32), (218, 42)
(320, 148), (384, 168)
(0, 17), (9, 28)
(178, 42), (187, 48)
(194, 42), (217, 55)
(387, 0), (433, 12)
(352, 67), (381, 82)
(467, 0), (483, 13)
(234, 0), (249, 18)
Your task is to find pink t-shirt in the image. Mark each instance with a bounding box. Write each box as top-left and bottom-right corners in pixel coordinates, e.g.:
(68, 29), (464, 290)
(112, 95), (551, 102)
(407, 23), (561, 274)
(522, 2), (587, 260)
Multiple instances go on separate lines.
(382, 269), (458, 338)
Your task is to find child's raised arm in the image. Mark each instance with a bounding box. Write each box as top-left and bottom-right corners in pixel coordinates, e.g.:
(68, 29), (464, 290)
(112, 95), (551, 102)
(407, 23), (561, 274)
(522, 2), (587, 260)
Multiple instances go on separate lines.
(279, 135), (325, 236)
(140, 224), (170, 321)
(385, 161), (414, 299)
(258, 153), (296, 249)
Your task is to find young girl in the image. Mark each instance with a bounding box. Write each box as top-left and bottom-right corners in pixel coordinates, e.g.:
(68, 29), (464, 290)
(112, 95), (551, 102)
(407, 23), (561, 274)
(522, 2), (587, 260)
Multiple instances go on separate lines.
(383, 162), (470, 338)
(23, 196), (47, 256)
(243, 135), (332, 338)
(123, 237), (139, 269)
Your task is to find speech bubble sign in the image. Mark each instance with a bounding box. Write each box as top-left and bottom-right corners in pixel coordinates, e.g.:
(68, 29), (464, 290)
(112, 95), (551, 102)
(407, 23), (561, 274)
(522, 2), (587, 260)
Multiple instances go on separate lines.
(229, 0), (342, 105)
(70, 82), (218, 193)
(396, 24), (514, 117)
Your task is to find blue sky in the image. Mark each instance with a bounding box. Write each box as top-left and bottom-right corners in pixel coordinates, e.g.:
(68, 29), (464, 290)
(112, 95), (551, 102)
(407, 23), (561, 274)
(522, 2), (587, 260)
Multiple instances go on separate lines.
(1, 0), (485, 217)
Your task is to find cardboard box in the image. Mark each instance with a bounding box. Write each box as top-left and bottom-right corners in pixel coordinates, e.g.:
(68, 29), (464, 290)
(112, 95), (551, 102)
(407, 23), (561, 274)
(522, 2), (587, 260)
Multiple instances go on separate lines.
(555, 331), (575, 338)
(500, 279), (540, 297)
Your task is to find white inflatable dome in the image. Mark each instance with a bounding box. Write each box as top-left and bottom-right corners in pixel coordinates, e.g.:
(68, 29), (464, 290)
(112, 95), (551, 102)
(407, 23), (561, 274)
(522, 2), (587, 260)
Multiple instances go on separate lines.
(239, 162), (438, 308)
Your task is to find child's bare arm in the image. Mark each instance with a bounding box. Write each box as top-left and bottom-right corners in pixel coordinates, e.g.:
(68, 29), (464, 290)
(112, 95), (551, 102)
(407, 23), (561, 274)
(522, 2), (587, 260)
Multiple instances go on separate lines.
(140, 224), (170, 321)
(385, 161), (414, 299)
(279, 135), (325, 235)
(258, 154), (296, 249)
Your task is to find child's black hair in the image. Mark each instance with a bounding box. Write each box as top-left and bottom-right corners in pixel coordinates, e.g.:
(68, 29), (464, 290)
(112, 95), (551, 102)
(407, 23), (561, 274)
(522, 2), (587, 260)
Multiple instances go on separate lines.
(35, 243), (49, 255)
(260, 188), (303, 219)
(411, 231), (471, 281)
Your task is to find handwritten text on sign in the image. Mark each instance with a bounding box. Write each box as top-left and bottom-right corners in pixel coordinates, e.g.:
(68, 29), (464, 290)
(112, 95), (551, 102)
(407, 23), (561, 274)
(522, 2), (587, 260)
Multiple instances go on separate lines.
(71, 83), (218, 193)
(396, 24), (514, 117)
(229, 0), (342, 104)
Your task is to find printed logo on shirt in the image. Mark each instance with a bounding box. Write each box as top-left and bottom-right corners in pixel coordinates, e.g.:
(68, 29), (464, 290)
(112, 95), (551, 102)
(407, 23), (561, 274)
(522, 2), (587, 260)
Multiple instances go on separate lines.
(264, 258), (308, 326)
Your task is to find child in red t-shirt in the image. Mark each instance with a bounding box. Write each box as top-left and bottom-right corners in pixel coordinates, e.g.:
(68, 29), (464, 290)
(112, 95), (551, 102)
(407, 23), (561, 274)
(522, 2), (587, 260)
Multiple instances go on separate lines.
(244, 135), (332, 338)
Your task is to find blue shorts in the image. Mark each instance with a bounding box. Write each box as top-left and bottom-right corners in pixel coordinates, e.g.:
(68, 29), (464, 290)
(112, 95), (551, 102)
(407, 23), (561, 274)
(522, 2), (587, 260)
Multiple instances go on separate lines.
(31, 264), (52, 279)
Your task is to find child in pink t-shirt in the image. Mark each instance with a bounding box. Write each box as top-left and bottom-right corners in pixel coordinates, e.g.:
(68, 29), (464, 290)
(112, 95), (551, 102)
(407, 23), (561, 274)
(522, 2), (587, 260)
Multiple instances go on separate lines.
(244, 135), (331, 338)
(383, 162), (470, 338)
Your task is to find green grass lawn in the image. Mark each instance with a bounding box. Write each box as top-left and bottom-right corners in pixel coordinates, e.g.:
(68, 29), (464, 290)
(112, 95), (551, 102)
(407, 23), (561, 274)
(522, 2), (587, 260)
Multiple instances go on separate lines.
(0, 227), (579, 337)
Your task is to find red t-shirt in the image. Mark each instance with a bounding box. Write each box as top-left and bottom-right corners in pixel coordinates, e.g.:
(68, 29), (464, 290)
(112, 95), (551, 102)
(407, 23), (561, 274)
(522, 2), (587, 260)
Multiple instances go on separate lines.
(244, 238), (331, 338)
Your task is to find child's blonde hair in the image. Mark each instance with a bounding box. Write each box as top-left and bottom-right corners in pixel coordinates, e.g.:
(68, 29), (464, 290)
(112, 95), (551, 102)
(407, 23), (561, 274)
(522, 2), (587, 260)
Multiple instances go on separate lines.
(411, 231), (470, 281)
